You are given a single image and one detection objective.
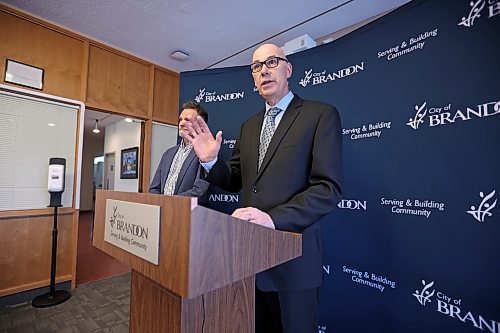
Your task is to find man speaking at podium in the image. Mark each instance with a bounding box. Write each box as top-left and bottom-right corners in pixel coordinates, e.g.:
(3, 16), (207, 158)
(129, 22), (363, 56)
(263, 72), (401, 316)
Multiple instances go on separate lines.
(181, 44), (343, 333)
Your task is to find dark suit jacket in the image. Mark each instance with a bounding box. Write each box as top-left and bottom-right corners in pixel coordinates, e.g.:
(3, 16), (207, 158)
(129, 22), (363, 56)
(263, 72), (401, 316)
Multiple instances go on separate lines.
(149, 145), (210, 206)
(207, 95), (343, 291)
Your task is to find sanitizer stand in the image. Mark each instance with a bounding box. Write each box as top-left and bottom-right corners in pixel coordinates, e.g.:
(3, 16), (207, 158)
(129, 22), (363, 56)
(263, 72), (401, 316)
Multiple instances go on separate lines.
(32, 158), (71, 308)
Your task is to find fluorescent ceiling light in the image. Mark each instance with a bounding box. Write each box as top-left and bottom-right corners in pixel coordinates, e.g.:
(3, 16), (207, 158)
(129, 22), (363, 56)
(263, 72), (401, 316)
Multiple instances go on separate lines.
(170, 50), (189, 61)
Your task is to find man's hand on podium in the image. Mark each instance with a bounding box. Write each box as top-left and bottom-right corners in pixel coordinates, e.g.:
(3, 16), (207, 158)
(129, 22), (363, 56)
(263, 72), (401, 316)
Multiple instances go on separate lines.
(232, 207), (275, 229)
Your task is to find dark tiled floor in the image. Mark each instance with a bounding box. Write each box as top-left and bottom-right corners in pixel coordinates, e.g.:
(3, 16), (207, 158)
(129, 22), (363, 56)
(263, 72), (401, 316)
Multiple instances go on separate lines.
(0, 273), (131, 333)
(0, 211), (132, 332)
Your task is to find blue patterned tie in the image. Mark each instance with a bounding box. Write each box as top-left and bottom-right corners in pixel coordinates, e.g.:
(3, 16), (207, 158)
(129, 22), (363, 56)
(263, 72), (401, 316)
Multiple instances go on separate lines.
(258, 107), (281, 170)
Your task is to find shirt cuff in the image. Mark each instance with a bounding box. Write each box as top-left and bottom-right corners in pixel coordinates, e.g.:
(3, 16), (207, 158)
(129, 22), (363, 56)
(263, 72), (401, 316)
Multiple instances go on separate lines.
(200, 157), (217, 172)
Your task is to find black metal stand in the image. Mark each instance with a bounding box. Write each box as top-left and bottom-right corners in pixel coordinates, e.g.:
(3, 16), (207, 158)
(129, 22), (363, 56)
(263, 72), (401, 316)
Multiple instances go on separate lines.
(32, 205), (71, 308)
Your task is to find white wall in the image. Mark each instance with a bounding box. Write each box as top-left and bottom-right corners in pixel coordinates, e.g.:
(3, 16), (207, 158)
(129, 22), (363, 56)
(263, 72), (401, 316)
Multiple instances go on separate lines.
(104, 120), (141, 192)
(149, 122), (178, 186)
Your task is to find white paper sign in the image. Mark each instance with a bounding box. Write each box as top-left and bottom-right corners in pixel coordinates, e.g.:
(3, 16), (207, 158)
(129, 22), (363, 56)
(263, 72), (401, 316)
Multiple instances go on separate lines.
(104, 199), (161, 265)
(5, 60), (44, 89)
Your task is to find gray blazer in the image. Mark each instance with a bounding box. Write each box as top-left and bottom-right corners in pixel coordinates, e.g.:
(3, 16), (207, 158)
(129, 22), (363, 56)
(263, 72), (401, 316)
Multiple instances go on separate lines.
(149, 145), (210, 206)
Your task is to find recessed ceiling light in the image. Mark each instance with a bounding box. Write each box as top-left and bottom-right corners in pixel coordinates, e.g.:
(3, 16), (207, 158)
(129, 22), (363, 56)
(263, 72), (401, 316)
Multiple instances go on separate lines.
(170, 50), (190, 61)
(48, 123), (56, 127)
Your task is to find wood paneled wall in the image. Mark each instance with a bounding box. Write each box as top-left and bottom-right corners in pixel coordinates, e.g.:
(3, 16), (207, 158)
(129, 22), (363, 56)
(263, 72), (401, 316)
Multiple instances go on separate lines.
(154, 68), (180, 124)
(0, 11), (84, 100)
(87, 46), (151, 116)
(0, 4), (180, 297)
(0, 5), (180, 125)
(0, 209), (77, 297)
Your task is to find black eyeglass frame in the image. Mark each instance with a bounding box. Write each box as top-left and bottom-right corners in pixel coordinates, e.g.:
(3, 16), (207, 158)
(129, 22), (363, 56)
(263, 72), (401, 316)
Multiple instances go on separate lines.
(250, 56), (288, 73)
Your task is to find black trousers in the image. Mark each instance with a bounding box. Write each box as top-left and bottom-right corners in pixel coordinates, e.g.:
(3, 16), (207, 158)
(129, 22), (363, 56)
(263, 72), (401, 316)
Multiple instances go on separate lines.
(255, 287), (319, 333)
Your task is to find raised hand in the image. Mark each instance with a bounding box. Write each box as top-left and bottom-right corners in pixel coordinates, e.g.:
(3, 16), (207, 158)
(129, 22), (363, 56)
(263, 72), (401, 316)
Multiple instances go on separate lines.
(180, 116), (222, 163)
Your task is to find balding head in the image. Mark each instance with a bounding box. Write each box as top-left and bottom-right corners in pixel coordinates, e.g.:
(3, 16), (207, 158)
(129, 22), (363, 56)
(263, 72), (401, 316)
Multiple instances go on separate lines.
(251, 44), (292, 106)
(252, 44), (287, 63)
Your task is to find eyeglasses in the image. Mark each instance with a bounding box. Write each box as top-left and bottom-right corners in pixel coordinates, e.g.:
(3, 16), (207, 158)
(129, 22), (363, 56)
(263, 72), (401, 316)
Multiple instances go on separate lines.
(250, 56), (288, 73)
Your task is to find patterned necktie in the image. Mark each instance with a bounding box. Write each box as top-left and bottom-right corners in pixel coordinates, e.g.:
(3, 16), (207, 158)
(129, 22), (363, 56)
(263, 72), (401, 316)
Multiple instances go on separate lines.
(258, 107), (281, 170)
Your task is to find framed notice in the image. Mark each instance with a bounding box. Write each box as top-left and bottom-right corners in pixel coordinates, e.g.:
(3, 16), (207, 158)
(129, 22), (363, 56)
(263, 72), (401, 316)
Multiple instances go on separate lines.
(4, 59), (44, 90)
(120, 147), (138, 179)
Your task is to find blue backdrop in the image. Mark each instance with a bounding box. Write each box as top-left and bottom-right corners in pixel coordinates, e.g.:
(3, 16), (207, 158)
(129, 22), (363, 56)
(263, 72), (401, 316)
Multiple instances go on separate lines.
(179, 1), (500, 332)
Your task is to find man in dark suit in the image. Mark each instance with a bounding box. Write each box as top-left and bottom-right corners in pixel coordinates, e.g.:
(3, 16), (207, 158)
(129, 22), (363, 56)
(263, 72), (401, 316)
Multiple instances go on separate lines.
(181, 44), (343, 333)
(149, 101), (210, 206)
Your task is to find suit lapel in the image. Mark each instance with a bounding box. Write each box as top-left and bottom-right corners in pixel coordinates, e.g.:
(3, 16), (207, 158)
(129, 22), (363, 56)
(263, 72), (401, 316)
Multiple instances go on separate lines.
(256, 95), (302, 179)
(174, 149), (196, 194)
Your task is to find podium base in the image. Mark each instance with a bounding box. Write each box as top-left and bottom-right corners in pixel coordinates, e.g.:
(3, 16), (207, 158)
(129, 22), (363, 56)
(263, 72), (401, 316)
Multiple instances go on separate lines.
(32, 290), (71, 308)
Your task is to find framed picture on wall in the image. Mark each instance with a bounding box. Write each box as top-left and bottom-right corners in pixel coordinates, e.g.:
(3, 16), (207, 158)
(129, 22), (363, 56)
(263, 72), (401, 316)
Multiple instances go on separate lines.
(4, 59), (44, 90)
(120, 147), (138, 179)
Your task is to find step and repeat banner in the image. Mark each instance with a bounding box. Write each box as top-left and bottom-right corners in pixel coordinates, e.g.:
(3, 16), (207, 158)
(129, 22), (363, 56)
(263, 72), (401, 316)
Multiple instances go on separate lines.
(179, 1), (500, 332)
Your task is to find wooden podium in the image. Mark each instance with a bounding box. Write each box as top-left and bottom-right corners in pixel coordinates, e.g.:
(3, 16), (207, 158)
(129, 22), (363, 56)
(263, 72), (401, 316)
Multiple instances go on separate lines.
(93, 190), (301, 332)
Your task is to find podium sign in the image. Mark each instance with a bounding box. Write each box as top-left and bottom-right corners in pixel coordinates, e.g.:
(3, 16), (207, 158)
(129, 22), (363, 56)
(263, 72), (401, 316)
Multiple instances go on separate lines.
(104, 199), (160, 265)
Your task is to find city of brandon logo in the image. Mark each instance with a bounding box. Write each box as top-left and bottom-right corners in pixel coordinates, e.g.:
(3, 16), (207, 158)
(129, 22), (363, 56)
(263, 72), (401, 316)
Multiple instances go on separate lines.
(109, 206), (118, 228)
(209, 193), (239, 203)
(467, 190), (497, 223)
(412, 279), (500, 332)
(413, 280), (435, 306)
(459, 0), (500, 27)
(194, 88), (244, 103)
(108, 205), (149, 240)
(407, 100), (500, 130)
(407, 102), (427, 129)
(298, 62), (364, 87)
(337, 199), (367, 210)
(194, 88), (206, 103)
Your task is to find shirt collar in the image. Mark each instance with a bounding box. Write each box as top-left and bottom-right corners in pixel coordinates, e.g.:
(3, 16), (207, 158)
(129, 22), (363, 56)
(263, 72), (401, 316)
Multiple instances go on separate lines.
(180, 140), (192, 149)
(265, 91), (294, 113)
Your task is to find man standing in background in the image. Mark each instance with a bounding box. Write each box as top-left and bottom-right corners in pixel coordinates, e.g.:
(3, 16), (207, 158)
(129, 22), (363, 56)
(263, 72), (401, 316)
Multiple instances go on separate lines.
(182, 44), (343, 332)
(149, 101), (210, 206)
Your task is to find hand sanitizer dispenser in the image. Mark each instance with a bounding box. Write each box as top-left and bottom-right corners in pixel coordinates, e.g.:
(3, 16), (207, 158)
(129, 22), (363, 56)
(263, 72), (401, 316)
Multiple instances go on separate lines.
(48, 158), (65, 207)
